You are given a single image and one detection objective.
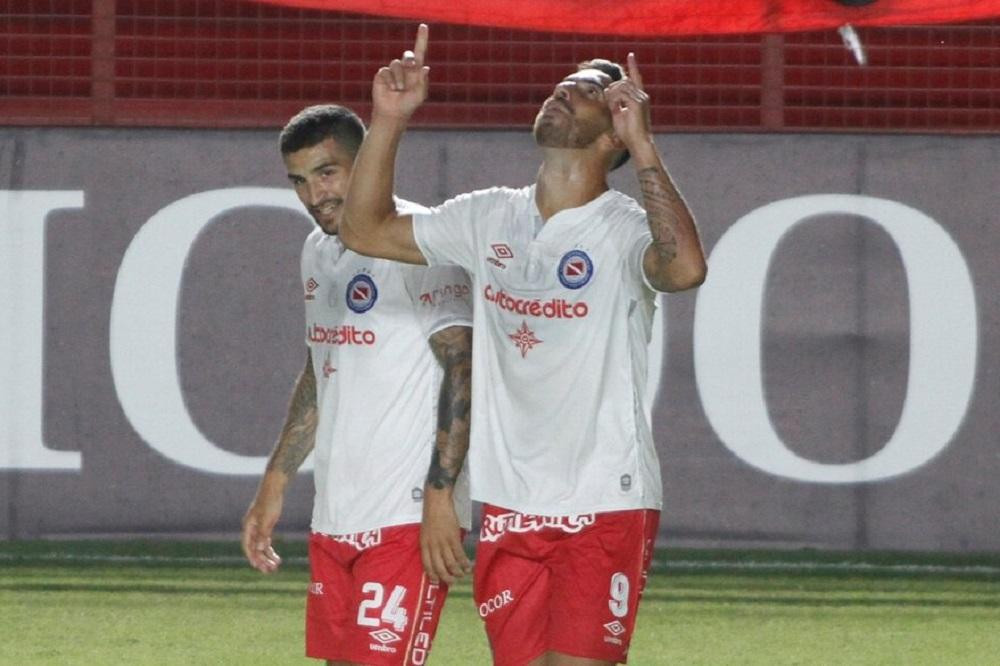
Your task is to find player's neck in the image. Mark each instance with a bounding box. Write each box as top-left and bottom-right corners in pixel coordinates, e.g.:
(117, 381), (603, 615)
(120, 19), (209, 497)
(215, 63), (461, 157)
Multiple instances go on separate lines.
(534, 150), (608, 222)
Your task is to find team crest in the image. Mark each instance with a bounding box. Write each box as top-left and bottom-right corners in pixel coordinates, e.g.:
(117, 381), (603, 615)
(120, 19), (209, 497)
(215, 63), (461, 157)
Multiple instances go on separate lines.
(345, 274), (378, 313)
(557, 250), (594, 289)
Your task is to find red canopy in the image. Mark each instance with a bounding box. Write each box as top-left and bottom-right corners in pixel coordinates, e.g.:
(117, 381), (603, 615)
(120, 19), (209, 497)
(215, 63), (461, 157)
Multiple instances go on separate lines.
(250, 0), (1000, 35)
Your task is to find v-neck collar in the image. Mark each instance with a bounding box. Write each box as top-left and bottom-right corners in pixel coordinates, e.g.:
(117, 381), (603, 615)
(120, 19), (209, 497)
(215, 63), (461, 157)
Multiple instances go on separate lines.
(528, 184), (615, 239)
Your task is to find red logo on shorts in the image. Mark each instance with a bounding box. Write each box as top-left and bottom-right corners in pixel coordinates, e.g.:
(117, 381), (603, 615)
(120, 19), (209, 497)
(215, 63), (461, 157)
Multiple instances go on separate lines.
(491, 243), (514, 259)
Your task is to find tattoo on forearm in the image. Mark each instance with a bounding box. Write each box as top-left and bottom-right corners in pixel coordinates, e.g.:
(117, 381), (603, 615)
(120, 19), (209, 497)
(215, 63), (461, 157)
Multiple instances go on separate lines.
(638, 166), (683, 264)
(267, 359), (318, 476)
(426, 328), (472, 490)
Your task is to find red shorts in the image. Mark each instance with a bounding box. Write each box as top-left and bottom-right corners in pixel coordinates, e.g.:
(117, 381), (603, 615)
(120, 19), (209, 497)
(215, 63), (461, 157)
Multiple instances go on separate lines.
(474, 505), (659, 666)
(307, 525), (449, 665)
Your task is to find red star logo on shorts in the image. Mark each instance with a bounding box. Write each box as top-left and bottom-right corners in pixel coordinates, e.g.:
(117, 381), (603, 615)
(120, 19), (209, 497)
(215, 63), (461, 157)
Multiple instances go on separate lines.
(509, 321), (542, 358)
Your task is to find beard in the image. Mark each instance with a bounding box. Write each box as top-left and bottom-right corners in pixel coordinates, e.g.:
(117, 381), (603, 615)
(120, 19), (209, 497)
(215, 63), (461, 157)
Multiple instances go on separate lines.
(533, 111), (605, 150)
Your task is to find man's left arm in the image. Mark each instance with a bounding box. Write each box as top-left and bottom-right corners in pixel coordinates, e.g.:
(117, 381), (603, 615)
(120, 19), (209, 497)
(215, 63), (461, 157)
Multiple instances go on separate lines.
(608, 53), (707, 293)
(421, 324), (473, 585)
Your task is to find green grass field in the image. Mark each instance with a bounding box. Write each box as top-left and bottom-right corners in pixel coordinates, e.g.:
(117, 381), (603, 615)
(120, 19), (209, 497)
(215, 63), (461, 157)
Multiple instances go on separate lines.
(2, 540), (999, 665)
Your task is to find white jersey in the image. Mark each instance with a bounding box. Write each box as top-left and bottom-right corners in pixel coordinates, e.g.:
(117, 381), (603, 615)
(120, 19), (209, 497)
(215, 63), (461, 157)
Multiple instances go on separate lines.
(303, 200), (472, 535)
(413, 185), (662, 517)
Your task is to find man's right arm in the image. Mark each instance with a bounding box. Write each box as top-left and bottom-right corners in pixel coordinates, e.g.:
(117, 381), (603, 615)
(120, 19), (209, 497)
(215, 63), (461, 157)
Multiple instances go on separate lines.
(240, 351), (318, 573)
(340, 24), (430, 265)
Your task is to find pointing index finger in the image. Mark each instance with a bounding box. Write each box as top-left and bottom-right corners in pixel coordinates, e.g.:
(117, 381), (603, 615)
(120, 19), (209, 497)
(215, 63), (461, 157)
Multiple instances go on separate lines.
(627, 52), (643, 90)
(413, 23), (429, 66)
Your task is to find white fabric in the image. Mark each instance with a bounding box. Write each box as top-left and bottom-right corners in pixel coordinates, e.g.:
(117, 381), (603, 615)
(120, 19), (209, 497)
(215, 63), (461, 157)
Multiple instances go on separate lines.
(412, 185), (662, 516)
(303, 201), (472, 535)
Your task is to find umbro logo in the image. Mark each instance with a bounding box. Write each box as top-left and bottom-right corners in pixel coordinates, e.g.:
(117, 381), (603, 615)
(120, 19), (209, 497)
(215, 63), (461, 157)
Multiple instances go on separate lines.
(604, 620), (626, 636)
(603, 619), (626, 646)
(488, 243), (513, 270)
(305, 277), (319, 300)
(369, 628), (401, 645)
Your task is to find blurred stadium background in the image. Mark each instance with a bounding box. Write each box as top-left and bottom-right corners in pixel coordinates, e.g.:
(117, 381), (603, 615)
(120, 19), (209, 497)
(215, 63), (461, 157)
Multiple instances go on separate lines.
(2, 0), (999, 552)
(3, 3), (1000, 664)
(4, 1), (998, 130)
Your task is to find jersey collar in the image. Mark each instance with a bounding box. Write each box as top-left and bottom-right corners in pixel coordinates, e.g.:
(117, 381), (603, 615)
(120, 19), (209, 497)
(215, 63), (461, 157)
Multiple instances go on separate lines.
(528, 184), (616, 237)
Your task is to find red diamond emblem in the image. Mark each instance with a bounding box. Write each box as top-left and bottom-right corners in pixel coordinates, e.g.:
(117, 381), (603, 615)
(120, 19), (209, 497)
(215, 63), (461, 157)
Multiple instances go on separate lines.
(509, 321), (542, 358)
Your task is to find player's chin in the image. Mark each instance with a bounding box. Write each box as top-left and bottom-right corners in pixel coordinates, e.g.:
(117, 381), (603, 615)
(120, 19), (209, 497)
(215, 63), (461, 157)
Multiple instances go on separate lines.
(533, 119), (570, 148)
(532, 124), (558, 147)
(314, 215), (341, 236)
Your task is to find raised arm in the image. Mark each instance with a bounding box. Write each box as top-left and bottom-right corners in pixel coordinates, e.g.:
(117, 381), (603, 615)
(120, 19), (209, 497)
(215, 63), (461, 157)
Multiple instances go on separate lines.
(241, 351), (318, 573)
(420, 324), (473, 585)
(607, 53), (707, 292)
(340, 24), (431, 265)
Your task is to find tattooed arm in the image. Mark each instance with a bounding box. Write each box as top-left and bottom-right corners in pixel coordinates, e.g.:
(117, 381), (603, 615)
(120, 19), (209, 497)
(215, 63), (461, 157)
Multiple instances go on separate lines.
(420, 324), (473, 585)
(607, 53), (707, 292)
(636, 162), (706, 292)
(241, 351), (318, 573)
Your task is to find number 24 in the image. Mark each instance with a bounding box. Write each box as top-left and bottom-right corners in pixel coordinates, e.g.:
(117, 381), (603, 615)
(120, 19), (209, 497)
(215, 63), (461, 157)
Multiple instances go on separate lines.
(357, 582), (408, 630)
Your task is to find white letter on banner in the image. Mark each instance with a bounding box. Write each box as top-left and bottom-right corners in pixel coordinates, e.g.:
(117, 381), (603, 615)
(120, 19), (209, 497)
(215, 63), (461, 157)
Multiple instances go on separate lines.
(0, 191), (85, 470)
(110, 187), (312, 475)
(694, 194), (977, 483)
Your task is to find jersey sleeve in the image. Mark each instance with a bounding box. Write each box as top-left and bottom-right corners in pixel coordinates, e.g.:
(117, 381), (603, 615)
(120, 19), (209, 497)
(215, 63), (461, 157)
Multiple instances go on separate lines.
(411, 190), (488, 271)
(300, 230), (318, 286)
(613, 197), (659, 296)
(300, 229), (322, 343)
(405, 265), (474, 338)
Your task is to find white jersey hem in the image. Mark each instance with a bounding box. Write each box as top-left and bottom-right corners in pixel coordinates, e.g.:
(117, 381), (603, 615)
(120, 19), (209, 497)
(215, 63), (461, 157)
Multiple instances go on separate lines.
(312, 512), (471, 536)
(311, 517), (418, 537)
(472, 497), (663, 517)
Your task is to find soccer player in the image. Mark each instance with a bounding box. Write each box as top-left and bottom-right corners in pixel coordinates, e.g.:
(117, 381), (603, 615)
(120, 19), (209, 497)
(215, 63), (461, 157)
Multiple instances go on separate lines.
(340, 26), (707, 666)
(240, 104), (473, 665)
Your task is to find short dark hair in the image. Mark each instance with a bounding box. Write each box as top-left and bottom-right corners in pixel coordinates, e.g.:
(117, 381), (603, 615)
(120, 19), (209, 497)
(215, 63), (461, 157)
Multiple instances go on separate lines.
(577, 59), (630, 171)
(279, 104), (365, 157)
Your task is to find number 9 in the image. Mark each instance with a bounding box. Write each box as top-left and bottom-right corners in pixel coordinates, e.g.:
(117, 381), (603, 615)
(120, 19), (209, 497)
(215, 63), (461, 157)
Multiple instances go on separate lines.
(609, 572), (629, 618)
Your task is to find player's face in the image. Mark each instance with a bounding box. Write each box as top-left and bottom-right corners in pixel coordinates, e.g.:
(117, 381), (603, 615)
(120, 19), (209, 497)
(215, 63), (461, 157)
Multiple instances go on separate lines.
(533, 69), (613, 150)
(284, 137), (355, 235)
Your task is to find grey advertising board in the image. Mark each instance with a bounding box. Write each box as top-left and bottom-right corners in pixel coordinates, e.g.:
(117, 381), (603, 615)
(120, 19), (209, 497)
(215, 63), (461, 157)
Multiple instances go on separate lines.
(1, 128), (996, 551)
